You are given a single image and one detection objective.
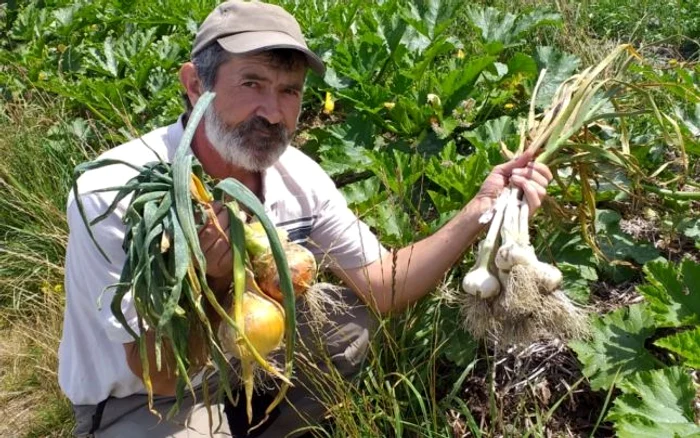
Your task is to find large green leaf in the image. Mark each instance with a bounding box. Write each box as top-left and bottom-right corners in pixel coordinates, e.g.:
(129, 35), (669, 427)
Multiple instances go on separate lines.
(310, 121), (375, 177)
(676, 217), (700, 242)
(637, 259), (700, 327)
(400, 0), (461, 41)
(655, 326), (700, 368)
(675, 104), (700, 153)
(86, 36), (119, 78)
(340, 176), (382, 209)
(558, 261), (597, 303)
(424, 143), (488, 214)
(544, 228), (599, 271)
(595, 209), (660, 265)
(533, 46), (580, 108)
(505, 52), (538, 79)
(439, 55), (496, 114)
(461, 115), (516, 153)
(465, 6), (560, 52)
(569, 303), (660, 391)
(368, 149), (425, 198)
(607, 367), (700, 438)
(362, 202), (413, 246)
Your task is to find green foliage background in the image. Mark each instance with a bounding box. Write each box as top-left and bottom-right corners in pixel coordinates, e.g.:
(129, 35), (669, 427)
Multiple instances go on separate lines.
(1, 0), (699, 436)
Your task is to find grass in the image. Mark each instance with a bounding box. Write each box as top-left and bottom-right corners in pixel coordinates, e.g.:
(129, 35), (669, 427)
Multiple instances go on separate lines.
(0, 94), (112, 437)
(0, 94), (99, 309)
(0, 292), (73, 438)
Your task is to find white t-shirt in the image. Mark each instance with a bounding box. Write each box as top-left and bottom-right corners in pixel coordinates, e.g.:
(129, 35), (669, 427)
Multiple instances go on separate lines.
(58, 120), (386, 405)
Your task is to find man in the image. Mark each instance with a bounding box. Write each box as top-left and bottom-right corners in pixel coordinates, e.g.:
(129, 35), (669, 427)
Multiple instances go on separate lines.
(58, 1), (552, 437)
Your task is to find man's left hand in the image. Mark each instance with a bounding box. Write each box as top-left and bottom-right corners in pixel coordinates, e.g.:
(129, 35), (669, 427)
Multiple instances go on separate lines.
(474, 150), (553, 213)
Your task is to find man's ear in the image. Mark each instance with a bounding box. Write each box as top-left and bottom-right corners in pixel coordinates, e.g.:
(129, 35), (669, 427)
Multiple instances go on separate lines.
(179, 62), (202, 108)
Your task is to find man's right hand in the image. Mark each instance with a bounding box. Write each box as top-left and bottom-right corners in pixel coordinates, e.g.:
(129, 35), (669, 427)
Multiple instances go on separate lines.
(198, 202), (233, 280)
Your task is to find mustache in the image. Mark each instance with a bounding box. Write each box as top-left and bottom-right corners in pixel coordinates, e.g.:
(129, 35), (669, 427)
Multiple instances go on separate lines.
(239, 116), (288, 141)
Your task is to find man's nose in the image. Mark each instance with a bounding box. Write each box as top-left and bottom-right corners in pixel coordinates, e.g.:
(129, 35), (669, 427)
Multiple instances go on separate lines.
(255, 91), (283, 125)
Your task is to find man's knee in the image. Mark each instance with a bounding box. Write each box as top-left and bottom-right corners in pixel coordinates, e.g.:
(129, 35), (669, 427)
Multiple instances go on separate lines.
(296, 284), (378, 378)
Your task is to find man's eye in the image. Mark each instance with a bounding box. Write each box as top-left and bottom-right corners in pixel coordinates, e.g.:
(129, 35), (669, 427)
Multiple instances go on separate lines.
(242, 81), (258, 88)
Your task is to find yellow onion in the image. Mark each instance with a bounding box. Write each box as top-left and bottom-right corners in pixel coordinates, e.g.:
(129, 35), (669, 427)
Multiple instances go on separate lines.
(219, 290), (285, 423)
(253, 242), (317, 303)
(244, 222), (289, 256)
(243, 221), (317, 302)
(219, 291), (285, 360)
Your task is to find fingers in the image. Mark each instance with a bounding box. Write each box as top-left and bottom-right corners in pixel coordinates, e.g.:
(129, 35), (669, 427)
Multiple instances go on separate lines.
(511, 163), (551, 188)
(198, 202), (233, 278)
(531, 162), (553, 181)
(492, 149), (535, 175)
(208, 239), (233, 270)
(511, 174), (547, 210)
(508, 162), (552, 211)
(199, 203), (230, 239)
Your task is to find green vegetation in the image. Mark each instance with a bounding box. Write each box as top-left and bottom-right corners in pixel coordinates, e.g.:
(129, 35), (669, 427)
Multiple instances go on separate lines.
(0, 98), (81, 436)
(1, 0), (698, 436)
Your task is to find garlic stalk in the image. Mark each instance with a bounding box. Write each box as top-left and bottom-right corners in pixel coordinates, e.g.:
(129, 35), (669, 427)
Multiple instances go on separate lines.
(462, 188), (511, 299)
(495, 188), (537, 271)
(517, 193), (563, 293)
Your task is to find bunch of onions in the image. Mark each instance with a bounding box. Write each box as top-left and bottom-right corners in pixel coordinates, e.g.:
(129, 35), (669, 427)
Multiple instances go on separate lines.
(215, 218), (318, 423)
(458, 45), (640, 344)
(73, 92), (305, 428)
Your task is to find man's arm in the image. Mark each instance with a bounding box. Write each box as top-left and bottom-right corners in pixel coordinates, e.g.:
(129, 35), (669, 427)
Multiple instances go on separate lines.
(123, 332), (178, 396)
(335, 153), (553, 314)
(335, 196), (490, 313)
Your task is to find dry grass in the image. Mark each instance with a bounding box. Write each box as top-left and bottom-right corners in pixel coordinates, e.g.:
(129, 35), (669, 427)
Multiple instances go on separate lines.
(0, 290), (73, 437)
(0, 94), (76, 437)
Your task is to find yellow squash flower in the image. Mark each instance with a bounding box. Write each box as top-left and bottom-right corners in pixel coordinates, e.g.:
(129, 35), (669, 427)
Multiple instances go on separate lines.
(323, 91), (334, 114)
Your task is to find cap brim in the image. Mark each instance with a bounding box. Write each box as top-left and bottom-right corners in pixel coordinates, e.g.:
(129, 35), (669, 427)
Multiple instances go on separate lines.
(218, 31), (325, 76)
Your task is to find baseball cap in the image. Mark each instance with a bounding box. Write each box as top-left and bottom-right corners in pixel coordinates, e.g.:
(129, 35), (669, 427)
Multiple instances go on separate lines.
(191, 0), (325, 76)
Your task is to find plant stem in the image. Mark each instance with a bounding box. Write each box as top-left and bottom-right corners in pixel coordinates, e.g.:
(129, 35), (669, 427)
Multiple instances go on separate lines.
(642, 184), (700, 200)
(477, 188), (511, 269)
(519, 196), (530, 246)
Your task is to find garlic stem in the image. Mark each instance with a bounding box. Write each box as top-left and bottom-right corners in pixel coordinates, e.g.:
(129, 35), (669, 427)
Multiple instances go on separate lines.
(479, 188), (511, 268)
(500, 187), (520, 247)
(495, 187), (537, 271)
(462, 188), (510, 298)
(518, 197), (530, 247)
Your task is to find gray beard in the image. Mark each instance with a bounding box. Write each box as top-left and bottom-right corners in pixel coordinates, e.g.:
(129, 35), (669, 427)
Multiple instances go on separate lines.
(203, 106), (289, 172)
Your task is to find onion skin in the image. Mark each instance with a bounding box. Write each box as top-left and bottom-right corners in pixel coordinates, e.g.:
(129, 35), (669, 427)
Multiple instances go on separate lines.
(254, 242), (317, 303)
(219, 292), (285, 360)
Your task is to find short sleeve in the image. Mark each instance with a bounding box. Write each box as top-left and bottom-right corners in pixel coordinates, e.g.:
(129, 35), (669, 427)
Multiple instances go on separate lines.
(308, 186), (388, 270)
(65, 192), (143, 344)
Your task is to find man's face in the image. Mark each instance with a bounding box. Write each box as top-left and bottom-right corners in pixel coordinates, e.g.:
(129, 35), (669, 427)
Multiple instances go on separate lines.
(203, 53), (306, 171)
